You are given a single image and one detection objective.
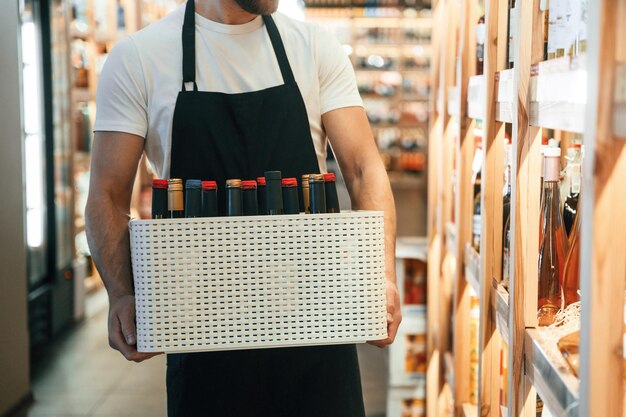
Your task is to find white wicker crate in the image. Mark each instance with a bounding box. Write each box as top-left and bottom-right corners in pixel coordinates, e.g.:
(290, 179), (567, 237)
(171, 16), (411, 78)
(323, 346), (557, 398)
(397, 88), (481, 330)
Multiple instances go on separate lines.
(129, 211), (388, 353)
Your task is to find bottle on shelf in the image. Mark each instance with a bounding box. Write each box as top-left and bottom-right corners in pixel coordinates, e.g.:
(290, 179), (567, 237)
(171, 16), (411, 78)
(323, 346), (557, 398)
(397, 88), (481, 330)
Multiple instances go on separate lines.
(563, 198), (581, 307)
(151, 179), (168, 219)
(537, 146), (570, 326)
(506, 0), (517, 68)
(471, 125), (483, 252)
(502, 130), (512, 287)
(282, 178), (300, 215)
(257, 177), (267, 215)
(226, 179), (243, 216)
(201, 181), (218, 217)
(301, 174), (311, 214)
(562, 144), (582, 236)
(184, 179), (202, 218)
(323, 173), (341, 214)
(309, 174), (327, 214)
(167, 179), (184, 219)
(472, 191), (482, 252)
(265, 171), (284, 215)
(242, 180), (258, 216)
(476, 13), (486, 75)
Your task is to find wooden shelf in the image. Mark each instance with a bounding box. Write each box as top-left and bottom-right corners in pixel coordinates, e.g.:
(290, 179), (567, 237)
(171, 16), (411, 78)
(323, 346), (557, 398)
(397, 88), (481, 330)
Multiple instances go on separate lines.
(461, 403), (478, 417)
(463, 243), (480, 295)
(493, 284), (509, 346)
(524, 329), (580, 416)
(467, 75), (485, 120)
(445, 222), (456, 255)
(529, 56), (587, 133)
(496, 69), (515, 123)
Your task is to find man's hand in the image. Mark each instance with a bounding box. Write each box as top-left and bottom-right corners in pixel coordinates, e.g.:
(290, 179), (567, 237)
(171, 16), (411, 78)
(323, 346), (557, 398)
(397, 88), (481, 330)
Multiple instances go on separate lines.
(108, 294), (161, 362)
(369, 280), (402, 347)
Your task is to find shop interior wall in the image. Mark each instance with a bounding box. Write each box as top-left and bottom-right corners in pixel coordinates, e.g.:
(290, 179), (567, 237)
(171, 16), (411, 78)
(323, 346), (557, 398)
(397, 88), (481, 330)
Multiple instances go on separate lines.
(0, 0), (31, 414)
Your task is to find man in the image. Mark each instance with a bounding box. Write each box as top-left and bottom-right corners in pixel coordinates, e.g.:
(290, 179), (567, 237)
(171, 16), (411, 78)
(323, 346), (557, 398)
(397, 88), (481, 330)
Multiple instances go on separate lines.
(86, 0), (401, 415)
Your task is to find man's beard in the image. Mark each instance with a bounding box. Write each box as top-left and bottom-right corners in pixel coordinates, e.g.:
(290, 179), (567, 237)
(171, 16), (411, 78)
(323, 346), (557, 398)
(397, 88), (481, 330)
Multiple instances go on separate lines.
(233, 0), (278, 15)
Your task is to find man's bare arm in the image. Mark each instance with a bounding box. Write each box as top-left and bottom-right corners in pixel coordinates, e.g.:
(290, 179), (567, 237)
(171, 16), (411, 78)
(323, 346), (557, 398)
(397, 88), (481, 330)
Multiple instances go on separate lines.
(322, 106), (401, 347)
(85, 131), (160, 362)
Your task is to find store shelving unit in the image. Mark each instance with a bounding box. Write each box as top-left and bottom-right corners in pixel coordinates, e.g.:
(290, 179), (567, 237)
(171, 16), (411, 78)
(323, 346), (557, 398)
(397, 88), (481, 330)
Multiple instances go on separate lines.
(428, 0), (626, 417)
(306, 1), (432, 175)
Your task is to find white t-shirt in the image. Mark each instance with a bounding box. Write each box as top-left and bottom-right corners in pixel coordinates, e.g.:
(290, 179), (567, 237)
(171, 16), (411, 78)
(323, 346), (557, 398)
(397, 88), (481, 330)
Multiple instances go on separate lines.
(94, 6), (362, 178)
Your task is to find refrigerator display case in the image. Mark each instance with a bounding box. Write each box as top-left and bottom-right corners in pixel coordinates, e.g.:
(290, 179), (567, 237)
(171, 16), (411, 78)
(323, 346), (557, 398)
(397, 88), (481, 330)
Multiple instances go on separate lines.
(21, 0), (76, 352)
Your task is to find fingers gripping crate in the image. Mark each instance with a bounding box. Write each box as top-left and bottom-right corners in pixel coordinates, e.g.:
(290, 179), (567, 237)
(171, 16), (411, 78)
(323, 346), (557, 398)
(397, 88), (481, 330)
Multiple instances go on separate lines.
(129, 211), (388, 353)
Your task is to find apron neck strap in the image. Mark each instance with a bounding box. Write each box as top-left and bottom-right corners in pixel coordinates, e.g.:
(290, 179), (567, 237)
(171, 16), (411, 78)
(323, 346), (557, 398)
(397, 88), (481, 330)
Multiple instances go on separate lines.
(181, 1), (296, 91)
(262, 15), (296, 85)
(182, 0), (198, 91)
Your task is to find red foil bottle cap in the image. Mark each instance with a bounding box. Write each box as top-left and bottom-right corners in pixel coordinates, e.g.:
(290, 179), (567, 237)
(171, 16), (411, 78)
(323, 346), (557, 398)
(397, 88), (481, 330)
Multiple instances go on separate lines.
(323, 173), (336, 182)
(256, 177), (267, 186)
(201, 181), (217, 190)
(153, 179), (169, 189)
(282, 178), (298, 187)
(241, 180), (258, 190)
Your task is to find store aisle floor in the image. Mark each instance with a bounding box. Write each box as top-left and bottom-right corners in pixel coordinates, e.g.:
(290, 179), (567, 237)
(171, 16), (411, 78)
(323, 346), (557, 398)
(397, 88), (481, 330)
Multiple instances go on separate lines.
(26, 290), (167, 417)
(25, 289), (387, 417)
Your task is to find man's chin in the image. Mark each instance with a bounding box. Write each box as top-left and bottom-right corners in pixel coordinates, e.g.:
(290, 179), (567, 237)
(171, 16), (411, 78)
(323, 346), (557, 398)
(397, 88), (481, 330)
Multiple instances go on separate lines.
(234, 0), (279, 15)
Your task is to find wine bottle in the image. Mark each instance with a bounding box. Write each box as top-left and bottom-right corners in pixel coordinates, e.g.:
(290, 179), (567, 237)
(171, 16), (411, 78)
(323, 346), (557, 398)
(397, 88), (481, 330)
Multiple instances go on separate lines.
(265, 171), (284, 215)
(167, 179), (184, 219)
(257, 177), (267, 215)
(241, 180), (258, 216)
(562, 145), (581, 236)
(563, 198), (581, 307)
(323, 173), (340, 214)
(201, 181), (218, 217)
(151, 179), (168, 219)
(472, 191), (481, 252)
(282, 178), (300, 215)
(537, 147), (569, 326)
(502, 215), (511, 289)
(301, 174), (311, 214)
(476, 13), (486, 75)
(226, 179), (242, 217)
(309, 174), (327, 214)
(185, 179), (202, 218)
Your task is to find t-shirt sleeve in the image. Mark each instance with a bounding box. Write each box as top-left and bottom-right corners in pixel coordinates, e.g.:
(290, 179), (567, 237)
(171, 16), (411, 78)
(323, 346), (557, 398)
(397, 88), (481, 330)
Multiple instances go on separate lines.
(314, 26), (363, 115)
(93, 36), (148, 137)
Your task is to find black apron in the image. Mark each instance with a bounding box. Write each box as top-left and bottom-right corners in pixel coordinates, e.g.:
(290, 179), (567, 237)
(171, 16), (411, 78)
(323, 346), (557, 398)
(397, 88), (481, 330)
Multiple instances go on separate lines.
(165, 2), (366, 416)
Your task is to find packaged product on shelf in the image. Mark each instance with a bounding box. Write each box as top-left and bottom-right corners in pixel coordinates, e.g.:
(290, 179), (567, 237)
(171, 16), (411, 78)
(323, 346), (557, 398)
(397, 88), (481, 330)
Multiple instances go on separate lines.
(562, 143), (582, 236)
(469, 295), (480, 405)
(558, 331), (580, 376)
(386, 382), (426, 417)
(537, 147), (570, 326)
(507, 0), (517, 68)
(562, 200), (580, 307)
(389, 314), (427, 386)
(471, 128), (483, 252)
(476, 12), (486, 75)
(402, 258), (427, 306)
